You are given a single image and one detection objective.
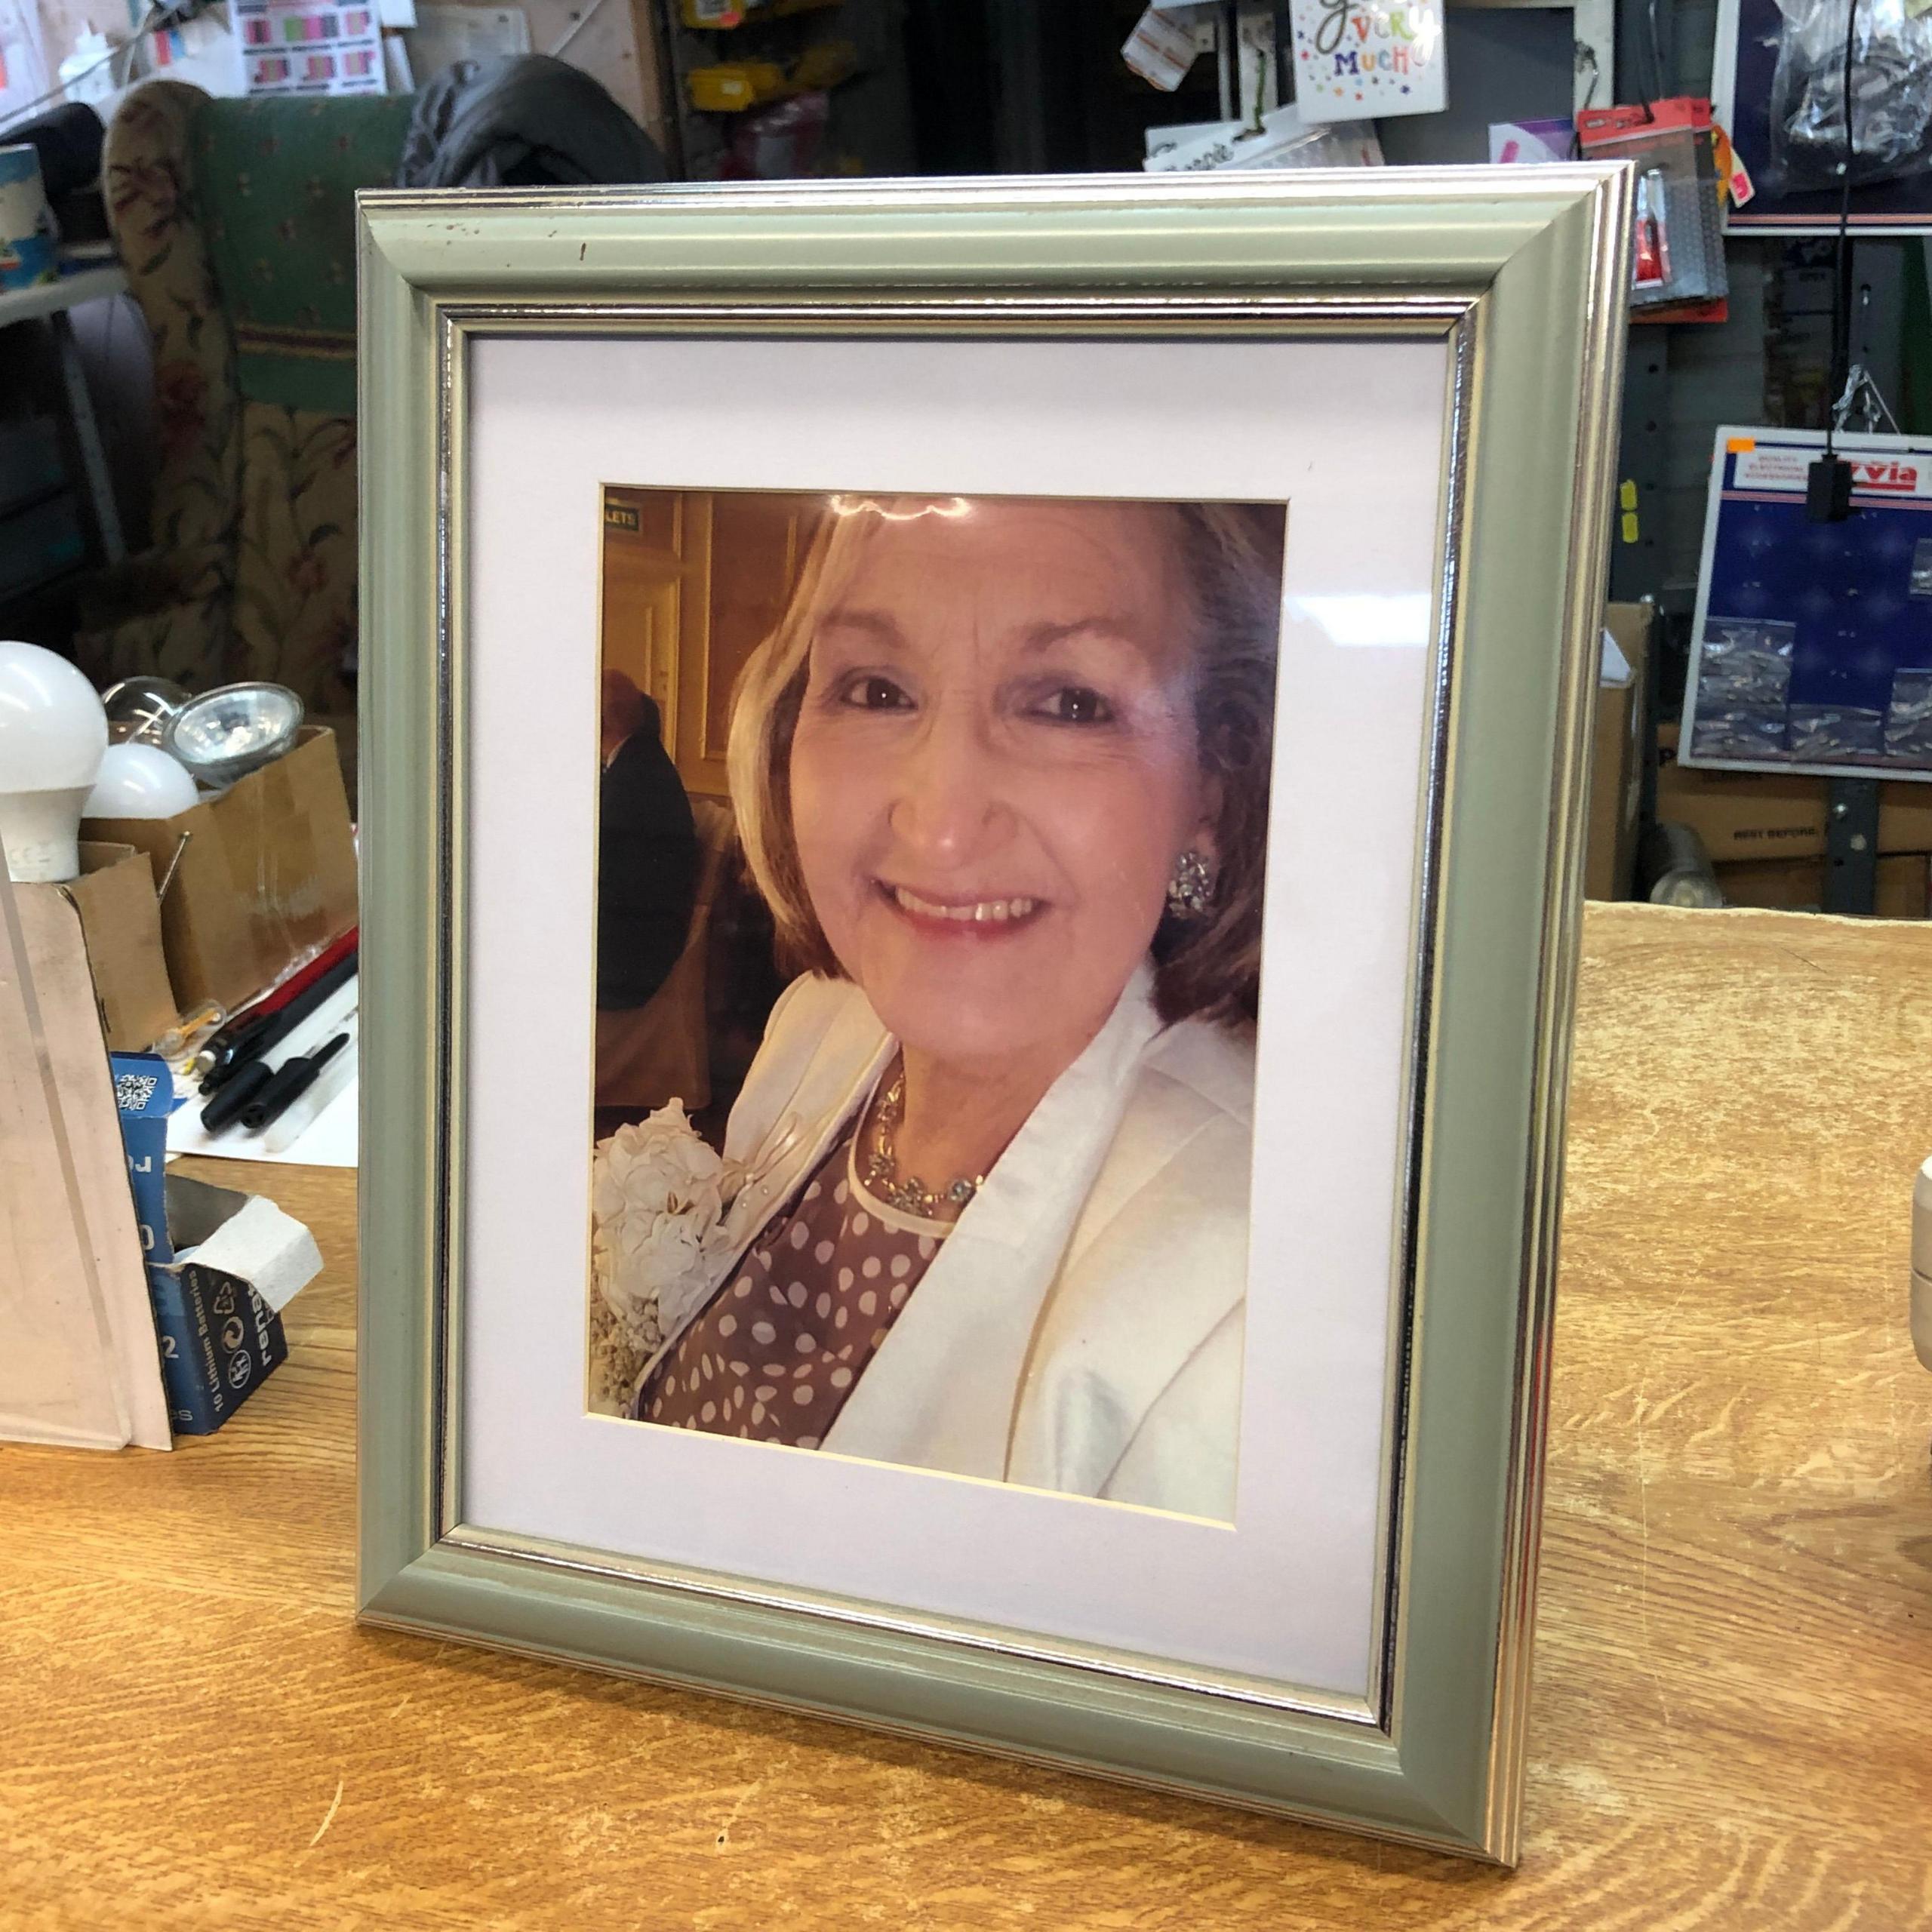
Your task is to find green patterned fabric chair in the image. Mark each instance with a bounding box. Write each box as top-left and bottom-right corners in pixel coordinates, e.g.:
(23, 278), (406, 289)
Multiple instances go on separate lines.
(79, 82), (417, 771)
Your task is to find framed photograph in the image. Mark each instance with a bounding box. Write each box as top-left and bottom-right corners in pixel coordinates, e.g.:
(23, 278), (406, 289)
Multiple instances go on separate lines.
(356, 168), (1630, 1863)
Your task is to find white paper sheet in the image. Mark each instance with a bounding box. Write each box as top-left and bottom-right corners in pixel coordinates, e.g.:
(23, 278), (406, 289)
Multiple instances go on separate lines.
(403, 2), (528, 82)
(166, 996), (360, 1170)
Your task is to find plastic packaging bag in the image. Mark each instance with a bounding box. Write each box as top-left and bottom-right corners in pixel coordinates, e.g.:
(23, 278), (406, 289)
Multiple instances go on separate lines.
(1884, 666), (1932, 764)
(1690, 617), (1795, 759)
(1769, 0), (1932, 192)
(1577, 102), (1727, 312)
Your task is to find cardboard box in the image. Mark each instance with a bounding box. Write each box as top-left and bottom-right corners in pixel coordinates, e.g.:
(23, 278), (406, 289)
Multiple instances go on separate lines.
(37, 843), (180, 1052)
(0, 885), (174, 1451)
(1585, 602), (1653, 901)
(1659, 724), (1932, 860)
(85, 727), (357, 1015)
(1716, 853), (1931, 918)
(112, 1053), (322, 1435)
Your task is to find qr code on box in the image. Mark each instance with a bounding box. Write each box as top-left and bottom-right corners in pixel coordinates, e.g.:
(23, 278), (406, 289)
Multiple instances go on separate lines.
(114, 1072), (160, 1113)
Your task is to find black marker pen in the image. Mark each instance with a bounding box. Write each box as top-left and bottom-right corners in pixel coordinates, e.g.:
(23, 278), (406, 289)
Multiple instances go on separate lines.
(240, 1031), (351, 1133)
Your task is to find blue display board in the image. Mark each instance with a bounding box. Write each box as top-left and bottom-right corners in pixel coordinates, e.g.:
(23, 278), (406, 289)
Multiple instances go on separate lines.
(1684, 427), (1932, 780)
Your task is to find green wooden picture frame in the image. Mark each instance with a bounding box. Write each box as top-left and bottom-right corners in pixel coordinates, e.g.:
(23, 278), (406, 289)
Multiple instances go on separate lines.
(355, 168), (1631, 1864)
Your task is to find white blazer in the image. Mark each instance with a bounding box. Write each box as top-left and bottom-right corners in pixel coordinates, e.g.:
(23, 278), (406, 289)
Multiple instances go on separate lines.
(639, 962), (1253, 1522)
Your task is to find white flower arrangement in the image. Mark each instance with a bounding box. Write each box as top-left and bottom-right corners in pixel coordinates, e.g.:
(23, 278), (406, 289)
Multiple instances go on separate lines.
(589, 1100), (751, 1412)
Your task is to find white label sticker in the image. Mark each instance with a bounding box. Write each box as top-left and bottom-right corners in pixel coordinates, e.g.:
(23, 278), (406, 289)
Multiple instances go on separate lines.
(1122, 5), (1203, 90)
(1144, 100), (1384, 172)
(1733, 446), (1932, 499)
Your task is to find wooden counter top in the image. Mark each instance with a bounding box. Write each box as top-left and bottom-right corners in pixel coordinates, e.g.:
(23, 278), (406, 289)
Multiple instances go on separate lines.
(5, 903), (1930, 1927)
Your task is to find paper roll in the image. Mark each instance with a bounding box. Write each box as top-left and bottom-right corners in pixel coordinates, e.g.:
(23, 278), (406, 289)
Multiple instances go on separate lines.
(0, 143), (57, 291)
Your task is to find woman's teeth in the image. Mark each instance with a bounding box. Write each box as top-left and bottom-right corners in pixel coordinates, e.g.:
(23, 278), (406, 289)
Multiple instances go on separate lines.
(891, 885), (1039, 924)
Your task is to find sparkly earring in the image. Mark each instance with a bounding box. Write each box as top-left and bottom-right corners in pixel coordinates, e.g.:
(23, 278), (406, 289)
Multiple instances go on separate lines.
(1165, 849), (1214, 919)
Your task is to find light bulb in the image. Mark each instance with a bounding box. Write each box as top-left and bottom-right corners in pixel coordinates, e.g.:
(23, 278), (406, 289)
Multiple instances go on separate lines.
(100, 675), (191, 746)
(1649, 869), (1724, 910)
(164, 682), (303, 784)
(82, 741), (200, 820)
(0, 640), (109, 883)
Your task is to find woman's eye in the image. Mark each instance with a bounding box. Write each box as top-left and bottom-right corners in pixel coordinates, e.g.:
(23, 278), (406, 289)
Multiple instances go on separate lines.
(1038, 686), (1112, 725)
(841, 675), (913, 711)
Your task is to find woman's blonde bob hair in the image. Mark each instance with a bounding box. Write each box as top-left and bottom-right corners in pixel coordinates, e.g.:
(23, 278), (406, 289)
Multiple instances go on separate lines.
(725, 496), (1285, 1030)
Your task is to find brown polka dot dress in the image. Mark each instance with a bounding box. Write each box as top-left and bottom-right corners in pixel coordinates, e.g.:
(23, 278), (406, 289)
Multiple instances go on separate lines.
(632, 1115), (947, 1448)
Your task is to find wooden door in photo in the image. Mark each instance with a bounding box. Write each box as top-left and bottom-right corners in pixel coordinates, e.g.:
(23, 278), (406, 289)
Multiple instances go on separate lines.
(599, 488), (823, 800)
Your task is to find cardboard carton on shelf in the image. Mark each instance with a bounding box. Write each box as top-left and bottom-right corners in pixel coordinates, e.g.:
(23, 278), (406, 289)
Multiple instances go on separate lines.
(21, 842), (178, 1051)
(1584, 601), (1653, 901)
(85, 726), (357, 1016)
(1715, 853), (1931, 919)
(1658, 724), (1932, 861)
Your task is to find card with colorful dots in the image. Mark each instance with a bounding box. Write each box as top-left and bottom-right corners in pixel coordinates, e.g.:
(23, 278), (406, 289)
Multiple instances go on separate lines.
(1286, 0), (1445, 121)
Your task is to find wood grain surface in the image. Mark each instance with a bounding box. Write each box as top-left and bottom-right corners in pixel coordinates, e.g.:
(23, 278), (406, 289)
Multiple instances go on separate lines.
(4, 903), (1931, 1929)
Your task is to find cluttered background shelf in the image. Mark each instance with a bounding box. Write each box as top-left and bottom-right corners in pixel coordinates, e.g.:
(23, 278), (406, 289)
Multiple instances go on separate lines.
(3, 905), (1928, 1927)
(8, 0), (1932, 932)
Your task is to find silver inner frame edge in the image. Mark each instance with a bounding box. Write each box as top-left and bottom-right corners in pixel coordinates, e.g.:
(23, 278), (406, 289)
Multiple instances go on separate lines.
(423, 294), (1481, 1737)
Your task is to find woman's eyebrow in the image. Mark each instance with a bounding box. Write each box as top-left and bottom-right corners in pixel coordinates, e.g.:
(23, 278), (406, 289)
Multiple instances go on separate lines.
(817, 608), (1156, 666)
(817, 607), (905, 645)
(1020, 617), (1155, 660)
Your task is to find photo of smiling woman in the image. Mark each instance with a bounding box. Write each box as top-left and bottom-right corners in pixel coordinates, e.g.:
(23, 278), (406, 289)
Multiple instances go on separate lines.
(589, 490), (1285, 1524)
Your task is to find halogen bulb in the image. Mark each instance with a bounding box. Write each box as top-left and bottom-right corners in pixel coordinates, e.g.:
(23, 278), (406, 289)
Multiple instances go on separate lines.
(164, 682), (303, 784)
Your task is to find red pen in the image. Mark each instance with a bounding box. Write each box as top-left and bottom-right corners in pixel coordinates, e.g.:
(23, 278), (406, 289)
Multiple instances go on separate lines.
(245, 925), (359, 1022)
(195, 927), (358, 1077)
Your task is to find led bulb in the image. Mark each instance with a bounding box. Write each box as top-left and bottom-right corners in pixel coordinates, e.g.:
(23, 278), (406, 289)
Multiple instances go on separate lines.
(0, 640), (109, 883)
(82, 741), (200, 820)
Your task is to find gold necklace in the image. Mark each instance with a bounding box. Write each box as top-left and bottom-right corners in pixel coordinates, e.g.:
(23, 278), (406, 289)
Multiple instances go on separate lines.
(862, 1068), (985, 1220)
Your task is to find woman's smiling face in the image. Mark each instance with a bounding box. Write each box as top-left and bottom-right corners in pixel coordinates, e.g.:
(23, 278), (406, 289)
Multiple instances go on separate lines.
(788, 499), (1216, 1078)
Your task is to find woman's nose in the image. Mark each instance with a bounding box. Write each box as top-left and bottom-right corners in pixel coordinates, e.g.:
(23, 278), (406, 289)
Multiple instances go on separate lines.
(886, 703), (1011, 866)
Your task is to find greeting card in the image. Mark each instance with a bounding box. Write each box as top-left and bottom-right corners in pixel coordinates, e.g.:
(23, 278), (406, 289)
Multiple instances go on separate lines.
(1287, 0), (1445, 121)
